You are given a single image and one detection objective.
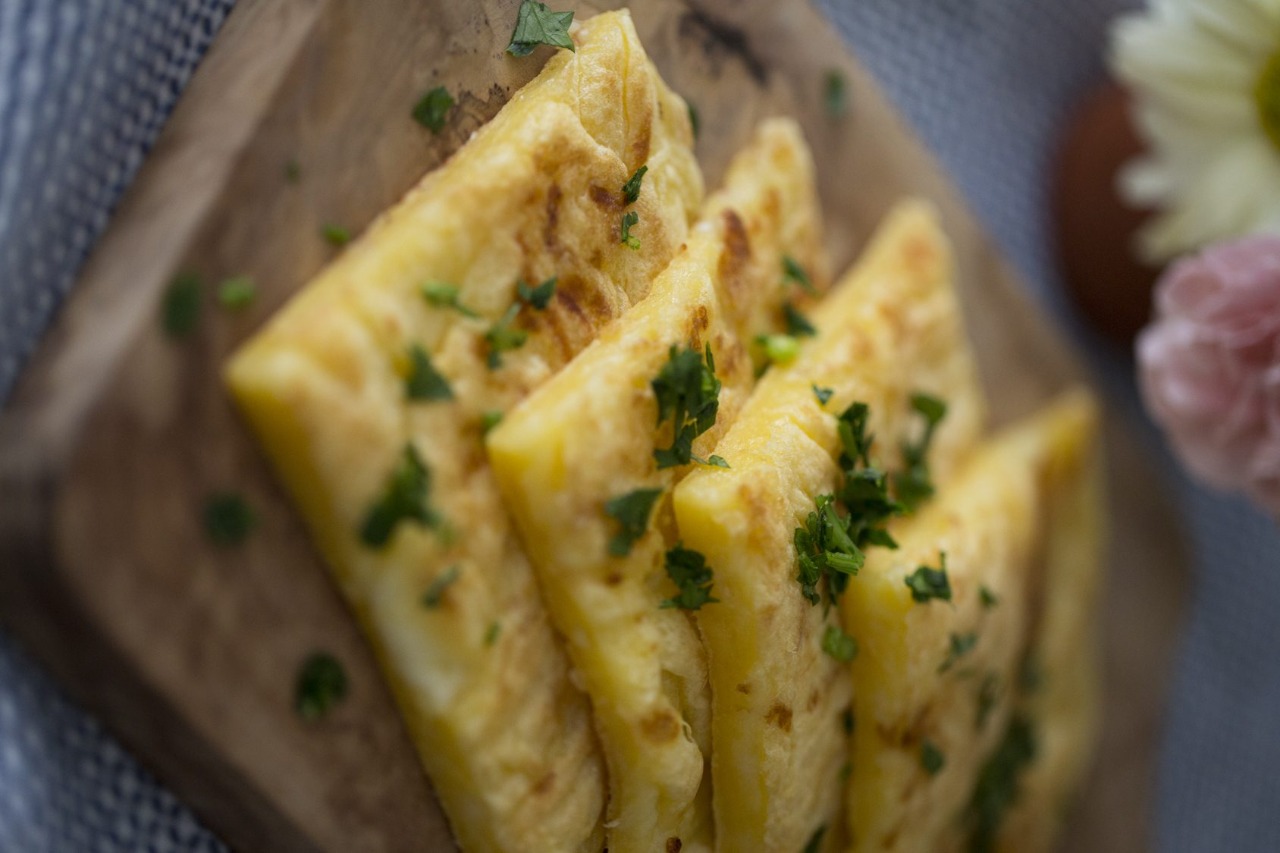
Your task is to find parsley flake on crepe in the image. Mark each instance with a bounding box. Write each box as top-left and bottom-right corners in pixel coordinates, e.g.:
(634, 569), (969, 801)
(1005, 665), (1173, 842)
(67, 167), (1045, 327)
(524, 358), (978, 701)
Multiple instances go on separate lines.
(517, 276), (557, 309)
(359, 444), (444, 548)
(660, 543), (718, 611)
(651, 344), (722, 469)
(894, 392), (948, 510)
(604, 487), (663, 557)
(421, 565), (461, 608)
(921, 739), (946, 776)
(784, 301), (816, 337)
(756, 333), (800, 366)
(421, 282), (480, 319)
(938, 631), (978, 673)
(295, 652), (348, 720)
(485, 302), (529, 369)
(813, 385), (835, 406)
(412, 86), (454, 134)
(904, 552), (952, 603)
(621, 210), (641, 249)
(782, 254), (817, 294)
(822, 624), (859, 663)
(506, 1), (575, 57)
(405, 344), (453, 401)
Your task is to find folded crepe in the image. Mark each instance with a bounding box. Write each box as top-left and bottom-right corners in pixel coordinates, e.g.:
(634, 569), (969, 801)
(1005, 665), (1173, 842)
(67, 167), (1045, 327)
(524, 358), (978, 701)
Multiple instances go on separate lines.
(672, 201), (987, 851)
(487, 118), (830, 853)
(224, 11), (702, 851)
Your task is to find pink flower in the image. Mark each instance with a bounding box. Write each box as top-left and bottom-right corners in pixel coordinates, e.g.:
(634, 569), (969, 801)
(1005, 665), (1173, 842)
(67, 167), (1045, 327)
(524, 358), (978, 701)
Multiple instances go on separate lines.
(1138, 235), (1280, 513)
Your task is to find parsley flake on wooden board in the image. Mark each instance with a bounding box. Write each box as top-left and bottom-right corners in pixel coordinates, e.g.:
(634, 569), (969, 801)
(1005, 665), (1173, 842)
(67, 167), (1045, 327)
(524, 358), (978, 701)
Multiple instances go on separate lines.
(321, 223), (350, 247)
(217, 275), (256, 311)
(359, 444), (443, 548)
(651, 344), (721, 469)
(824, 70), (848, 118)
(295, 652), (348, 721)
(412, 86), (454, 133)
(604, 487), (663, 557)
(660, 543), (718, 611)
(506, 1), (575, 57)
(204, 492), (258, 546)
(162, 273), (202, 338)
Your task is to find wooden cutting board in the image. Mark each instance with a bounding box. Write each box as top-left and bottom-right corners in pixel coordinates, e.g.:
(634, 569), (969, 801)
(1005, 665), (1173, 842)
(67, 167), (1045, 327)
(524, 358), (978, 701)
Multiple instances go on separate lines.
(0, 0), (1189, 850)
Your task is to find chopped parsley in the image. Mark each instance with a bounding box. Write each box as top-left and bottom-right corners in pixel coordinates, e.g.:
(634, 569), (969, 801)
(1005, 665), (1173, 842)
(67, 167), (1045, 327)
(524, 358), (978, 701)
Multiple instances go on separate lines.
(484, 621), (501, 646)
(485, 302), (528, 368)
(756, 333), (799, 366)
(976, 674), (999, 731)
(1018, 657), (1043, 694)
(825, 70), (848, 118)
(480, 410), (504, 435)
(939, 631), (978, 673)
(813, 385), (834, 406)
(651, 344), (721, 469)
(784, 301), (816, 337)
(295, 652), (347, 720)
(904, 553), (952, 603)
(506, 1), (575, 56)
(321, 223), (351, 247)
(660, 544), (718, 611)
(980, 584), (999, 609)
(412, 86), (454, 133)
(842, 708), (855, 735)
(794, 401), (905, 610)
(893, 392), (948, 511)
(359, 444), (443, 548)
(604, 487), (663, 557)
(421, 565), (461, 608)
(967, 715), (1037, 852)
(687, 102), (700, 141)
(821, 624), (858, 663)
(284, 158), (301, 183)
(162, 273), (202, 338)
(405, 345), (453, 401)
(921, 739), (946, 776)
(802, 824), (827, 853)
(621, 164), (648, 205)
(517, 276), (557, 310)
(422, 282), (480, 319)
(782, 254), (817, 294)
(217, 276), (256, 311)
(204, 492), (258, 546)
(621, 210), (640, 249)
(704, 455), (730, 469)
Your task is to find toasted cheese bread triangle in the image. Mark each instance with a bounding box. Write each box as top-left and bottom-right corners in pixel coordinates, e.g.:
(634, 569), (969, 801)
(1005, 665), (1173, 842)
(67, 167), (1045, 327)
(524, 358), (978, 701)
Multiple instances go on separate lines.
(224, 11), (701, 851)
(672, 201), (986, 851)
(487, 119), (829, 853)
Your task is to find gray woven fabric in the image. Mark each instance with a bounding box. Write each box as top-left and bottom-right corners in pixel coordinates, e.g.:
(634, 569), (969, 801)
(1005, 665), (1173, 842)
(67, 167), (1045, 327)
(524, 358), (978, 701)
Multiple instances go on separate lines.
(1, 0), (1277, 849)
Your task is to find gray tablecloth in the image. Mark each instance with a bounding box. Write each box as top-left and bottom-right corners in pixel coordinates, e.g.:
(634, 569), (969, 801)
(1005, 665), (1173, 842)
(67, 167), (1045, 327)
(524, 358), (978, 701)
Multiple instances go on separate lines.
(2, 0), (1277, 849)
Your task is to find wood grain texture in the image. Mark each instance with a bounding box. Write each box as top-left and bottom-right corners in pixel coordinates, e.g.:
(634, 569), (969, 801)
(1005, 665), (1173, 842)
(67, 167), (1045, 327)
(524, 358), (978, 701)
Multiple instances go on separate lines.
(0, 0), (1188, 850)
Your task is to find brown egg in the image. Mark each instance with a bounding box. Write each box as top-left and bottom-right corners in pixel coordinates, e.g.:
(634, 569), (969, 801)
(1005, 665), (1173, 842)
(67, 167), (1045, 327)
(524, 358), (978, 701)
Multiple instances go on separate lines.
(1052, 81), (1165, 348)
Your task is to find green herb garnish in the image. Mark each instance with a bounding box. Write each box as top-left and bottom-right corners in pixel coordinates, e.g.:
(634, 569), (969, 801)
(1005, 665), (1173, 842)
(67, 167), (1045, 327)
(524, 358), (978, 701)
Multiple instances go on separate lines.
(813, 385), (834, 406)
(904, 552), (952, 603)
(921, 739), (946, 776)
(651, 344), (721, 469)
(284, 159), (301, 183)
(893, 392), (948, 510)
(980, 585), (999, 609)
(967, 716), (1037, 852)
(484, 621), (501, 646)
(217, 276), (256, 311)
(604, 487), (663, 557)
(480, 410), (504, 434)
(621, 210), (640, 249)
(422, 565), (461, 608)
(412, 86), (454, 133)
(802, 825), (827, 853)
(622, 164), (648, 205)
(842, 708), (855, 735)
(204, 492), (257, 546)
(1018, 657), (1043, 694)
(704, 455), (730, 469)
(939, 631), (978, 673)
(825, 70), (848, 118)
(359, 444), (443, 548)
(163, 273), (202, 338)
(517, 276), (557, 310)
(688, 102), (700, 140)
(295, 652), (348, 720)
(321, 224), (351, 247)
(784, 301), (816, 337)
(421, 282), (480, 319)
(506, 1), (575, 56)
(783, 254), (816, 294)
(660, 543), (718, 611)
(976, 674), (999, 731)
(757, 333), (800, 366)
(405, 344), (453, 401)
(485, 302), (528, 369)
(821, 624), (858, 663)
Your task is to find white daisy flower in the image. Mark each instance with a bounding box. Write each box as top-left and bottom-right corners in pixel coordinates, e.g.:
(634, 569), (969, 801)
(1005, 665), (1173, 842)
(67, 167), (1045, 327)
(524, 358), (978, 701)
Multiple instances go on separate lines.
(1111, 0), (1280, 263)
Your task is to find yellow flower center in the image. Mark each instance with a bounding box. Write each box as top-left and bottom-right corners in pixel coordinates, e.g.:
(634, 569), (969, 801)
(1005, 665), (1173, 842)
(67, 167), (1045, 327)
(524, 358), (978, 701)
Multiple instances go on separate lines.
(1255, 48), (1280, 151)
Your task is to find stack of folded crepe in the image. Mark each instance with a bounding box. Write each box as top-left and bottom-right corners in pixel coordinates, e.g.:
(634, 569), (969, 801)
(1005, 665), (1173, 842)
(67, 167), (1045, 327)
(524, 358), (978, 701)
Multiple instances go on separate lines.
(226, 10), (1103, 852)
